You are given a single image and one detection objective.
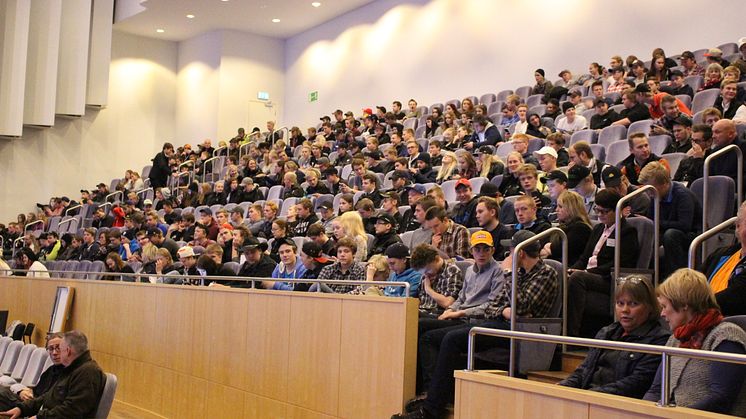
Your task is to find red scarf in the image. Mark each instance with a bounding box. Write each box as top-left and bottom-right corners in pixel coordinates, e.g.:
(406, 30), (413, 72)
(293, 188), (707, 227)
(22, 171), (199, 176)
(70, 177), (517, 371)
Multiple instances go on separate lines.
(674, 308), (723, 349)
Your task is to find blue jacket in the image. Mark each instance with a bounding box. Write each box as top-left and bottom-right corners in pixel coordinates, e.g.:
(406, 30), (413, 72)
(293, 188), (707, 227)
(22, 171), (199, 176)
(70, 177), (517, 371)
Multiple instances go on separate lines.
(384, 267), (422, 297)
(271, 257), (307, 290)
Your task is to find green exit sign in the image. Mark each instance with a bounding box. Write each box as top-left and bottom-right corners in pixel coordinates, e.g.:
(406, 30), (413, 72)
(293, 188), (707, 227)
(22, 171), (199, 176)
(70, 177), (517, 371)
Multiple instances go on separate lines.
(309, 91), (318, 102)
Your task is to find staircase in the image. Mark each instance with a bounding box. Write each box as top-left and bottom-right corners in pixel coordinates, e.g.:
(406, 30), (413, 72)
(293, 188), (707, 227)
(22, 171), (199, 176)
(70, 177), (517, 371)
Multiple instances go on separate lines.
(526, 351), (586, 384)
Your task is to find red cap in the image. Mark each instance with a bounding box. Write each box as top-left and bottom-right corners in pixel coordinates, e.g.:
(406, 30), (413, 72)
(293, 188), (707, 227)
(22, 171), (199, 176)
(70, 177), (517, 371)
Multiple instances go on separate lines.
(455, 178), (472, 189)
(362, 108), (373, 115)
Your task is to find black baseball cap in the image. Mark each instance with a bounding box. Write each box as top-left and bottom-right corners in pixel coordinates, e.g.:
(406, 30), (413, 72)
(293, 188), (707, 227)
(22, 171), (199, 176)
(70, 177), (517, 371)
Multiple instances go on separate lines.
(601, 166), (623, 187)
(541, 170), (568, 184)
(567, 165), (591, 188)
(373, 213), (397, 226)
(385, 243), (409, 259)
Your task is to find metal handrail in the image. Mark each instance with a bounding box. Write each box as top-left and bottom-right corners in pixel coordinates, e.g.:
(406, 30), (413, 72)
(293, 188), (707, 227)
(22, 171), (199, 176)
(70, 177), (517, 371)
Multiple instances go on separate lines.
(614, 185), (660, 289)
(1, 268), (411, 295)
(97, 202), (112, 215)
(136, 188), (153, 199)
(702, 144), (742, 257)
(238, 132), (263, 160)
(23, 220), (44, 232)
(201, 156), (222, 183)
(688, 217), (737, 269)
(271, 126), (289, 147)
(174, 171), (191, 191)
(64, 204), (83, 217)
(466, 328), (746, 408)
(105, 191), (123, 203)
(510, 227), (567, 377)
(57, 217), (79, 233)
(11, 237), (24, 258)
(213, 146), (227, 158)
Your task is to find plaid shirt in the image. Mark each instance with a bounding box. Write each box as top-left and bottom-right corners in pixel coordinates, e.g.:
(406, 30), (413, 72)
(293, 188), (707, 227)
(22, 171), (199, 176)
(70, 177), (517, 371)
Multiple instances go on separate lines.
(419, 261), (464, 314)
(606, 81), (627, 94)
(682, 64), (705, 78)
(485, 259), (558, 320)
(435, 221), (470, 260)
(317, 261), (366, 293)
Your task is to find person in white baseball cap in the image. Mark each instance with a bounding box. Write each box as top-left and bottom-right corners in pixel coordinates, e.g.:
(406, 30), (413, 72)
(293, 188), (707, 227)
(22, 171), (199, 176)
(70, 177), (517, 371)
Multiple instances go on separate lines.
(533, 146), (559, 173)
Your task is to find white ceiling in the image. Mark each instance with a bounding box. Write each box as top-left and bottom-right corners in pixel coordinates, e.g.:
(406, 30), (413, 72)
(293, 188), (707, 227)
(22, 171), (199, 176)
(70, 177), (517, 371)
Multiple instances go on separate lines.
(114, 0), (376, 41)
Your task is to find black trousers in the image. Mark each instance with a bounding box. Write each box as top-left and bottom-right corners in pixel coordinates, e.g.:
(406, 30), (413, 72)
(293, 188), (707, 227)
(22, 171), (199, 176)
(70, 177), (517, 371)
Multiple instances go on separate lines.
(567, 270), (611, 337)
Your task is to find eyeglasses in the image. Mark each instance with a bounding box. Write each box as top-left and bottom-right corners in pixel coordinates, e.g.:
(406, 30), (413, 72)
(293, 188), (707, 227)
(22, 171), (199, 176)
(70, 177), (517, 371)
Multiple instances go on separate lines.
(593, 206), (612, 215)
(616, 275), (652, 291)
(47, 345), (61, 353)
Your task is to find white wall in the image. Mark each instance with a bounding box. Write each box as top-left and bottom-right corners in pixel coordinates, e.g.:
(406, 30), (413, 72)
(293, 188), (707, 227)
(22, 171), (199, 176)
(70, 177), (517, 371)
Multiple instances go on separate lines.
(175, 29), (285, 144)
(0, 30), (178, 221)
(284, 0), (746, 126)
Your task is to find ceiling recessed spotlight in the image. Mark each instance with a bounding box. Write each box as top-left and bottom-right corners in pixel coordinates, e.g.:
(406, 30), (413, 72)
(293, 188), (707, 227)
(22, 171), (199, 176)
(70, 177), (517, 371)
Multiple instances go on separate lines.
(311, 2), (321, 7)
(271, 18), (281, 23)
(221, 0), (229, 2)
(186, 14), (195, 18)
(156, 28), (165, 33)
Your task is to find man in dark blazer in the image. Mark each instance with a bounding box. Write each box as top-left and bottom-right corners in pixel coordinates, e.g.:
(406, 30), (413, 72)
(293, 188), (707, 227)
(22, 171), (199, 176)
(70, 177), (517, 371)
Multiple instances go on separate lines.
(149, 142), (174, 188)
(566, 190), (639, 337)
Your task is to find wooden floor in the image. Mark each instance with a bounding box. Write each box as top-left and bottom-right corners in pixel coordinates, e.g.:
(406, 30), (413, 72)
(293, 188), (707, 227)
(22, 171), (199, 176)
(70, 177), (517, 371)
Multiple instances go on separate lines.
(109, 401), (164, 419)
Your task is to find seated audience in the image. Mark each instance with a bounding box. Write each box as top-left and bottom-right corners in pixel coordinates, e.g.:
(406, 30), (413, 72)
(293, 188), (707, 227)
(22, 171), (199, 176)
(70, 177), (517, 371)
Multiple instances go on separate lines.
(451, 179), (478, 228)
(262, 238), (306, 290)
(0, 331), (105, 419)
(542, 191), (593, 266)
(590, 99), (622, 130)
(569, 141), (609, 187)
(638, 162), (701, 276)
(332, 211), (368, 262)
(474, 197), (513, 260)
(315, 237), (366, 293)
(643, 269), (746, 416)
(498, 152), (524, 197)
(394, 231), (558, 419)
(104, 252), (135, 281)
(513, 195), (551, 235)
(367, 213), (403, 260)
(0, 333), (64, 410)
(618, 133), (671, 186)
(559, 276), (670, 397)
(567, 190), (640, 337)
(425, 206), (470, 260)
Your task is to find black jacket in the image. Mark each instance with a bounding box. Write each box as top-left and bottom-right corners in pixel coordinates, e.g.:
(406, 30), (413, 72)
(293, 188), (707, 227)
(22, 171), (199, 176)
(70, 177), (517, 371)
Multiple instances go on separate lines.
(452, 197), (478, 228)
(230, 255), (277, 287)
(700, 244), (746, 316)
(240, 188), (264, 204)
(21, 351), (105, 419)
(367, 231), (402, 260)
(571, 218), (639, 277)
(559, 320), (670, 398)
(149, 151), (171, 188)
(550, 219), (593, 267)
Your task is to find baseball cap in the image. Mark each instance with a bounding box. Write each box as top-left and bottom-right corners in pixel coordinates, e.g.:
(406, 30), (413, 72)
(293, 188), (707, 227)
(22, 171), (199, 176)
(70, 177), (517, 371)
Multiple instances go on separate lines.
(199, 208), (212, 216)
(302, 241), (330, 264)
(704, 48), (723, 58)
(634, 83), (651, 94)
(478, 145), (494, 155)
(680, 51), (695, 60)
(455, 178), (472, 190)
(669, 69), (684, 78)
(630, 59), (645, 68)
(318, 201), (334, 211)
(567, 165), (591, 188)
(479, 182), (499, 196)
(470, 230), (494, 248)
(177, 246), (197, 258)
(240, 237), (268, 253)
(405, 184), (426, 195)
(533, 146), (558, 160)
(385, 243), (410, 259)
(373, 213), (397, 226)
(672, 115), (692, 127)
(344, 111), (354, 117)
(540, 170), (568, 184)
(558, 69), (570, 77)
(601, 166), (623, 187)
(143, 199), (153, 206)
(96, 182), (106, 188)
(365, 150), (382, 160)
(739, 37), (746, 50)
(146, 228), (162, 238)
(362, 107), (373, 115)
(319, 116), (331, 122)
(511, 230), (541, 254)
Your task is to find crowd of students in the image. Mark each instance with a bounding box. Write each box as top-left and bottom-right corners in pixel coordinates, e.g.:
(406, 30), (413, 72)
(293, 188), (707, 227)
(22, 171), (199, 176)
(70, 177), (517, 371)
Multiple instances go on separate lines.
(1, 41), (746, 418)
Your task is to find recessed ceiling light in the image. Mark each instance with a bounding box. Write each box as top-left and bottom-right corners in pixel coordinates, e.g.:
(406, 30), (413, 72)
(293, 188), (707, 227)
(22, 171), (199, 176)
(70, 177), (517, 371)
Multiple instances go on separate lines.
(156, 28), (165, 33)
(311, 2), (321, 7)
(221, 0), (229, 2)
(186, 14), (195, 18)
(271, 18), (280, 23)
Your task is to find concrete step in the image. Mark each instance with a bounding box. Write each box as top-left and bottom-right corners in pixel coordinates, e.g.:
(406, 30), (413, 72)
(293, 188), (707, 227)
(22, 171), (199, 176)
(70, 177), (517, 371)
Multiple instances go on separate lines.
(526, 370), (571, 384)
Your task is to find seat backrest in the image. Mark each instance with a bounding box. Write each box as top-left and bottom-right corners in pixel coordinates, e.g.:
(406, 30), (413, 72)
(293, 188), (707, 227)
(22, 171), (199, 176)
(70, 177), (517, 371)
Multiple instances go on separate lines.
(690, 176), (735, 228)
(441, 180), (458, 202)
(692, 89), (720, 114)
(542, 259), (565, 318)
(0, 341), (24, 375)
(90, 261), (105, 280)
(224, 261), (240, 275)
(11, 324), (25, 341)
(647, 135), (671, 156)
(20, 347), (49, 387)
(598, 125), (627, 147)
(94, 373), (118, 419)
(10, 343), (37, 380)
(605, 141), (629, 165)
(626, 216), (654, 269)
(266, 185), (284, 201)
(455, 261), (473, 277)
(399, 231), (414, 248)
(627, 119), (654, 138)
(570, 129), (597, 146)
(724, 315), (746, 331)
(0, 337), (11, 361)
(662, 153), (688, 177)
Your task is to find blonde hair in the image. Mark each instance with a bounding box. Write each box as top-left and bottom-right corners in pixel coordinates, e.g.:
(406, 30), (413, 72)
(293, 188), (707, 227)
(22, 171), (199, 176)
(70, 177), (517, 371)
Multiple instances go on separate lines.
(156, 248), (173, 265)
(638, 161), (670, 185)
(141, 244), (158, 264)
(337, 211), (367, 242)
(657, 268), (720, 314)
(480, 154), (503, 178)
(557, 191), (591, 227)
(367, 254), (391, 280)
(437, 151), (458, 182)
(427, 185), (445, 203)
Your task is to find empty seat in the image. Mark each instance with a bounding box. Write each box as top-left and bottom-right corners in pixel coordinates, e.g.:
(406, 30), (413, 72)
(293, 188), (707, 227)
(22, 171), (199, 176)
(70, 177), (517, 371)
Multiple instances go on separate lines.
(605, 141), (629, 165)
(648, 135), (671, 156)
(627, 119), (654, 138)
(0, 341), (23, 375)
(663, 153), (688, 177)
(597, 125), (627, 147)
(223, 262), (241, 275)
(684, 75), (704, 93)
(626, 216), (655, 269)
(94, 373), (118, 419)
(515, 86), (532, 99)
(0, 343), (36, 386)
(691, 89), (720, 114)
(12, 347), (48, 390)
(569, 129), (597, 146)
